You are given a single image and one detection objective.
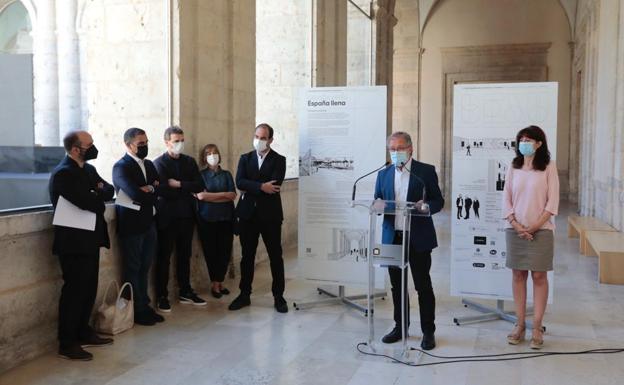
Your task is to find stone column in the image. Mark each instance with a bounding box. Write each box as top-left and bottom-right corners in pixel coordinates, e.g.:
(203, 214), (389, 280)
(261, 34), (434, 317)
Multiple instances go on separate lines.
(33, 0), (59, 146)
(372, 0), (397, 134)
(56, 0), (81, 140)
(312, 0), (347, 86)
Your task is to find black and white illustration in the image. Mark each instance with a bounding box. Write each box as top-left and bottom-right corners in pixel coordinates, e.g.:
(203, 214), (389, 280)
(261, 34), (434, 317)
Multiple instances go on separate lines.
(455, 193), (482, 220)
(299, 148), (354, 176)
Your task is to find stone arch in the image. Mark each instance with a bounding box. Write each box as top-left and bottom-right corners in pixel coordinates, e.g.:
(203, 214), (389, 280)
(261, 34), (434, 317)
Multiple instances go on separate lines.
(0, 0), (37, 28)
(421, 0), (575, 39)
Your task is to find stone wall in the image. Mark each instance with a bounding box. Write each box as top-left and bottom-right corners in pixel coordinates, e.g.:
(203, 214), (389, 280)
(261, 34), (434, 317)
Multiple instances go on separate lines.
(573, 0), (624, 230)
(0, 179), (297, 374)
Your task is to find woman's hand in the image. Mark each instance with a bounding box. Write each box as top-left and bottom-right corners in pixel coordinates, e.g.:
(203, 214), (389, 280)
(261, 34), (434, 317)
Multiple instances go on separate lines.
(524, 223), (542, 234)
(224, 192), (237, 201)
(512, 220), (533, 241)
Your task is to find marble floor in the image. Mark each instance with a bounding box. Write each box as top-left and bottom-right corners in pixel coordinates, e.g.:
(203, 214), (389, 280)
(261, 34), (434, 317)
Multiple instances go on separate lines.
(2, 204), (624, 385)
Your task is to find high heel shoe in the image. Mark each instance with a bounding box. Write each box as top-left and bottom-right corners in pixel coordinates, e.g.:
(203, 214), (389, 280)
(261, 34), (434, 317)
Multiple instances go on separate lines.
(507, 323), (526, 345)
(530, 327), (544, 349)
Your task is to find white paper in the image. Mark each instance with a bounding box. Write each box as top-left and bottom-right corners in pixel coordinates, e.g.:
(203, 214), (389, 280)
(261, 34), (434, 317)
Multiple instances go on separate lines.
(115, 189), (141, 211)
(52, 196), (97, 231)
(298, 86), (387, 288)
(450, 82), (557, 303)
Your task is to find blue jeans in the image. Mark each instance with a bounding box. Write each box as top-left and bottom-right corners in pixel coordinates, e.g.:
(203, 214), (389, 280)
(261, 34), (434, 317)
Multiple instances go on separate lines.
(119, 224), (157, 315)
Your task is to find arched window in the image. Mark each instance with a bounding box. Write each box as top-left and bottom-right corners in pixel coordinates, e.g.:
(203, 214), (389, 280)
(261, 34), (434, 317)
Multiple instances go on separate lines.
(0, 1), (33, 54)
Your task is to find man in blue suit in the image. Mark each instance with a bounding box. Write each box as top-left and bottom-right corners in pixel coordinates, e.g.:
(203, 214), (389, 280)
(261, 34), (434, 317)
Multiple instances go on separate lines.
(112, 128), (164, 326)
(374, 131), (444, 350)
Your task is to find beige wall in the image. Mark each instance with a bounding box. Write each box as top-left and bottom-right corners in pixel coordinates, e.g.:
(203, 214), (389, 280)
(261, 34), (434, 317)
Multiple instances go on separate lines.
(419, 0), (572, 182)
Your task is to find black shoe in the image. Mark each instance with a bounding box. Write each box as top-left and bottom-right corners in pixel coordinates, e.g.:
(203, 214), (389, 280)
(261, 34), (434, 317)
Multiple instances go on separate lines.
(220, 287), (230, 295)
(274, 296), (289, 313)
(58, 345), (93, 361)
(80, 335), (113, 348)
(135, 312), (156, 326)
(211, 289), (223, 299)
(382, 327), (406, 344)
(180, 291), (207, 306)
(157, 297), (171, 313)
(421, 332), (436, 350)
(228, 294), (251, 311)
(148, 308), (165, 323)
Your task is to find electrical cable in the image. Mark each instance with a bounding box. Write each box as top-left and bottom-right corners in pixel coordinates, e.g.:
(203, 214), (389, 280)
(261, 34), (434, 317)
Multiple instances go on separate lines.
(356, 342), (624, 367)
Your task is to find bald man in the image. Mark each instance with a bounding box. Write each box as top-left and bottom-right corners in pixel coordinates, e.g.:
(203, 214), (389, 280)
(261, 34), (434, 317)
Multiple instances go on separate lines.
(49, 130), (114, 361)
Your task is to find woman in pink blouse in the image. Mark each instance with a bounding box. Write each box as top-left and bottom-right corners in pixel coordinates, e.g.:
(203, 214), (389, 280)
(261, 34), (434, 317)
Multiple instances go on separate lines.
(502, 125), (559, 349)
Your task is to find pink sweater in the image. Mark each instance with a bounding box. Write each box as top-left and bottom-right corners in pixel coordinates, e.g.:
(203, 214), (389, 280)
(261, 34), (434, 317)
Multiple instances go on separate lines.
(502, 161), (559, 230)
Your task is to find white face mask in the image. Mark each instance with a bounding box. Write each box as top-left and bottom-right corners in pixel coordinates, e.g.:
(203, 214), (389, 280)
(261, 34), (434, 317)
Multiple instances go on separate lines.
(253, 138), (268, 152)
(170, 141), (184, 155)
(206, 154), (219, 167)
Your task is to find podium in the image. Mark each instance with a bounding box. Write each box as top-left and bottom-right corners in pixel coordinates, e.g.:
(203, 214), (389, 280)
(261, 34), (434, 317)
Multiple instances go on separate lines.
(350, 199), (431, 359)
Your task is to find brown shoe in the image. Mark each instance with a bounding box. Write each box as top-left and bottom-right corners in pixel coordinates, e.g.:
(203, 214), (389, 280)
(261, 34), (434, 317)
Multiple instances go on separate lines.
(507, 324), (526, 345)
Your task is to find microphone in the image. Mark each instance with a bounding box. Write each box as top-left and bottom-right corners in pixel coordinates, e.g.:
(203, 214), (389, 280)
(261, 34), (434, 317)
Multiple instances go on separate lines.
(352, 161), (391, 201)
(399, 161), (429, 213)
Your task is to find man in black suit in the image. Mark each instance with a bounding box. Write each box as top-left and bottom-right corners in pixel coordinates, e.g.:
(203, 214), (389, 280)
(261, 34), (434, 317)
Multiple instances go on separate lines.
(112, 128), (164, 326)
(49, 130), (114, 361)
(153, 126), (206, 311)
(229, 123), (288, 313)
(374, 131), (444, 350)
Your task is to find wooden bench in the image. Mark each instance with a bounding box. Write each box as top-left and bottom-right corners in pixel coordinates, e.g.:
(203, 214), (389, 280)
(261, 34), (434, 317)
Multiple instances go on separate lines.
(567, 216), (616, 255)
(584, 231), (624, 285)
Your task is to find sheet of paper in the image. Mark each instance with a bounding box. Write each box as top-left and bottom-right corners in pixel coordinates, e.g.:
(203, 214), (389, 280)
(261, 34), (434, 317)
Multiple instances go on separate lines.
(115, 189), (141, 211)
(52, 196), (97, 231)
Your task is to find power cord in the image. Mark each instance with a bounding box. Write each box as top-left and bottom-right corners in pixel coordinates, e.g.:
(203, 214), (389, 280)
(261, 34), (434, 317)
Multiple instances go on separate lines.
(356, 342), (624, 367)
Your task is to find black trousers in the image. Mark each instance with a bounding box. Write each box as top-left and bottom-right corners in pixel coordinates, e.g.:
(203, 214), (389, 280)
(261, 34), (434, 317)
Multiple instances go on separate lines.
(58, 250), (100, 348)
(388, 232), (436, 334)
(238, 215), (284, 297)
(119, 224), (157, 315)
(198, 219), (233, 282)
(156, 217), (195, 298)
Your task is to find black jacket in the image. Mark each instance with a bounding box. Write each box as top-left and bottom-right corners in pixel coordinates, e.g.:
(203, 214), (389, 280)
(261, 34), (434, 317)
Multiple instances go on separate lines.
(153, 152), (203, 228)
(235, 149), (286, 222)
(112, 154), (160, 236)
(49, 156), (114, 255)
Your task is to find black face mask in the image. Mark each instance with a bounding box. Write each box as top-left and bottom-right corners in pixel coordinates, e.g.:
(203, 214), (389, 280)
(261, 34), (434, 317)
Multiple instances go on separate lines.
(136, 144), (148, 159)
(81, 145), (99, 161)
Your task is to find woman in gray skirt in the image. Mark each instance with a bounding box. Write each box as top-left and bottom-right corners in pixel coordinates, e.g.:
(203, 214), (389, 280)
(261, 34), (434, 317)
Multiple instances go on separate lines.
(502, 126), (559, 349)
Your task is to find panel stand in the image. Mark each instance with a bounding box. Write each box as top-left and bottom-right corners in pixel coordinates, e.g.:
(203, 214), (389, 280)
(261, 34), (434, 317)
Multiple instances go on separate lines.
(293, 285), (386, 316)
(453, 299), (539, 330)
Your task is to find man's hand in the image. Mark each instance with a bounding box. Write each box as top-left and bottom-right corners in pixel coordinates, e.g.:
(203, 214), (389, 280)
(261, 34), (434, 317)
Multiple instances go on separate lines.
(153, 180), (160, 187)
(261, 180), (280, 194)
(168, 179), (181, 188)
(139, 185), (153, 193)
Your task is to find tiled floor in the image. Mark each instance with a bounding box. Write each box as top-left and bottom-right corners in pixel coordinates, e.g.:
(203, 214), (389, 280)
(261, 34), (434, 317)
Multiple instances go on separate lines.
(2, 204), (624, 385)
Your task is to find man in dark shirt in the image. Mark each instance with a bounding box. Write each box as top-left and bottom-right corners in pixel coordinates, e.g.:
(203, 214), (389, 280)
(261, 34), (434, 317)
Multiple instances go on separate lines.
(153, 126), (206, 312)
(112, 128), (163, 325)
(49, 130), (114, 361)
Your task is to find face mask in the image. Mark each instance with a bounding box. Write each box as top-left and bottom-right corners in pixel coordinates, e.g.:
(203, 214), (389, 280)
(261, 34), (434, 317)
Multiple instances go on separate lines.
(518, 142), (535, 156)
(253, 138), (268, 152)
(136, 144), (148, 160)
(82, 145), (98, 161)
(206, 154), (219, 167)
(390, 151), (409, 167)
(170, 141), (184, 155)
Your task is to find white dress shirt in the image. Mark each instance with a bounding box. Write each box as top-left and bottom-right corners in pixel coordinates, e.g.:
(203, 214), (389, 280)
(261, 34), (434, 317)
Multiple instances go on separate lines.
(126, 152), (156, 215)
(394, 158), (412, 230)
(257, 148), (271, 169)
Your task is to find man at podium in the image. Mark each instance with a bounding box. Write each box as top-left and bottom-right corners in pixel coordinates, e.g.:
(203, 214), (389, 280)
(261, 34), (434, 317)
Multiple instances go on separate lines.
(374, 131), (444, 350)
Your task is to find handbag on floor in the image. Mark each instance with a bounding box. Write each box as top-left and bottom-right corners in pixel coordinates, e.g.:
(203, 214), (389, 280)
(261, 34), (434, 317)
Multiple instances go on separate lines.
(94, 281), (134, 335)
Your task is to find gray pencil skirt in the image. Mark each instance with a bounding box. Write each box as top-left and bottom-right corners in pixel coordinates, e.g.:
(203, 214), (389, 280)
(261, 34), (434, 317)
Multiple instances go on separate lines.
(505, 229), (554, 271)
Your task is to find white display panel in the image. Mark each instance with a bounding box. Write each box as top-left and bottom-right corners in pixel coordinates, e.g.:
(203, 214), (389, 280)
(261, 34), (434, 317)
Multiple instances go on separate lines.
(298, 86), (387, 287)
(450, 82), (558, 302)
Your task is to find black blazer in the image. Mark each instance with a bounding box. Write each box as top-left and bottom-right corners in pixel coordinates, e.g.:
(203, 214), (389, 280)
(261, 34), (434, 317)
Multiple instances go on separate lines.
(374, 159), (444, 252)
(48, 156), (114, 255)
(235, 149), (286, 222)
(112, 154), (160, 236)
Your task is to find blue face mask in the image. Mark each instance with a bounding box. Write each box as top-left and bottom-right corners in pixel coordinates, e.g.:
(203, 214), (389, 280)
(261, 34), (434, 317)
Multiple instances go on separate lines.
(518, 142), (535, 156)
(390, 151), (409, 167)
